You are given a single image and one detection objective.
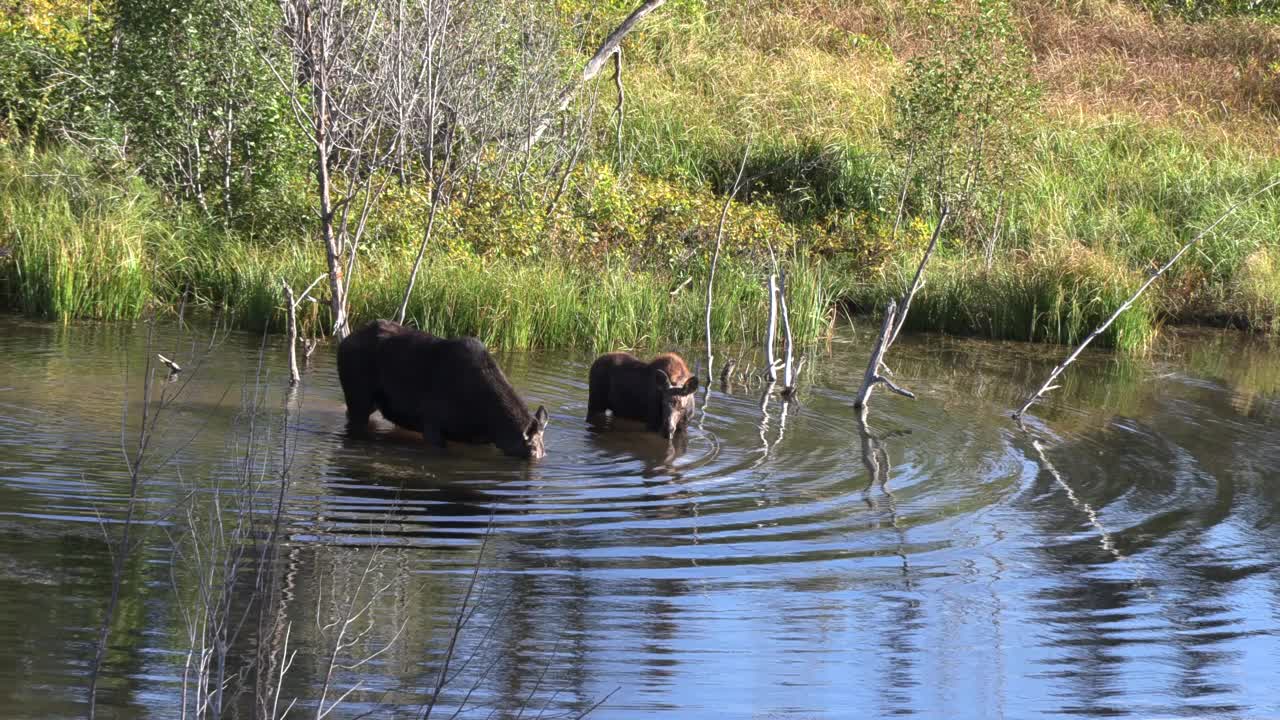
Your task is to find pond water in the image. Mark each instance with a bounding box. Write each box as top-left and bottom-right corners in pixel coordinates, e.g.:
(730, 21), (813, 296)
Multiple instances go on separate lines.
(1, 315), (1278, 719)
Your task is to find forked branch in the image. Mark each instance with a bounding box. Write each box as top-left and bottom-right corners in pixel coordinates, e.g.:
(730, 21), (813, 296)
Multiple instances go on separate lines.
(854, 300), (916, 423)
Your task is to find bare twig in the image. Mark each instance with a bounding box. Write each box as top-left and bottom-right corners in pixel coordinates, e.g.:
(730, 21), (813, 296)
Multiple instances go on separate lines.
(778, 269), (795, 396)
(612, 47), (624, 167)
(396, 139), (455, 325)
(764, 274), (779, 383)
(521, 0), (667, 151)
(283, 280), (301, 387)
(1013, 177), (1280, 420)
(888, 207), (949, 349)
(157, 353), (183, 374)
(704, 144), (749, 383)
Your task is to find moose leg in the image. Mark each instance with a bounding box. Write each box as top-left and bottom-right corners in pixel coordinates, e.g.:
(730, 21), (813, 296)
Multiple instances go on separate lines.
(587, 367), (610, 420)
(422, 423), (447, 448)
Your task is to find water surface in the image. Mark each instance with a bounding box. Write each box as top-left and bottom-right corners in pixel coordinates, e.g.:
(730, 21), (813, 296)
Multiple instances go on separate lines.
(1, 316), (1278, 719)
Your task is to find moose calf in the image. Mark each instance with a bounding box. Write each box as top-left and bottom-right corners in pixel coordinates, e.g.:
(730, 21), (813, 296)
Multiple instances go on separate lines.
(338, 320), (549, 459)
(587, 352), (699, 438)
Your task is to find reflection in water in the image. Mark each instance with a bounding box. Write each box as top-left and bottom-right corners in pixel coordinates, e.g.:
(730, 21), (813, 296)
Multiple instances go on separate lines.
(1, 318), (1280, 718)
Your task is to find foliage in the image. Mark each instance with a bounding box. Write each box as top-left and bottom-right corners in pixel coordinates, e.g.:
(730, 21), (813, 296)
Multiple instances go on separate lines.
(1233, 247), (1280, 332)
(2, 0), (1280, 352)
(850, 244), (1156, 351)
(887, 0), (1041, 237)
(107, 0), (301, 224)
(0, 1), (109, 139)
(1141, 0), (1280, 19)
(0, 146), (160, 321)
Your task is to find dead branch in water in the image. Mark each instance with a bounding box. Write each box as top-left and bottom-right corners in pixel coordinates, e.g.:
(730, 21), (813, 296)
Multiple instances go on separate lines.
(282, 281), (301, 387)
(719, 358), (738, 389)
(704, 144), (749, 384)
(157, 353), (182, 375)
(852, 210), (947, 421)
(1013, 177), (1280, 420)
(778, 269), (796, 398)
(764, 273), (779, 383)
(282, 273), (326, 387)
(853, 300), (917, 423)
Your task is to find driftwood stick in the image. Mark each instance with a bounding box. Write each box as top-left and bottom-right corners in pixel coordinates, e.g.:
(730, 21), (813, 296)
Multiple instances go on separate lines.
(156, 354), (182, 375)
(302, 338), (319, 365)
(889, 207), (949, 349)
(1013, 177), (1280, 420)
(704, 144), (749, 383)
(521, 0), (666, 151)
(854, 301), (916, 422)
(764, 273), (779, 382)
(282, 280), (300, 387)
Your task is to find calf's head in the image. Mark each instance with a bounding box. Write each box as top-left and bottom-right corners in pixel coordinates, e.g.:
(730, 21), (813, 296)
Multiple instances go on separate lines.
(655, 370), (699, 438)
(505, 406), (549, 459)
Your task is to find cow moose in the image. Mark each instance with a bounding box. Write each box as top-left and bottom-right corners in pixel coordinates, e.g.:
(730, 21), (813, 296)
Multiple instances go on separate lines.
(587, 352), (699, 438)
(337, 320), (549, 459)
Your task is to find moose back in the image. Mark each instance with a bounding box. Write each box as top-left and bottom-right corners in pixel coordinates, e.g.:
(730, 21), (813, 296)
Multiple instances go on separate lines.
(337, 320), (549, 459)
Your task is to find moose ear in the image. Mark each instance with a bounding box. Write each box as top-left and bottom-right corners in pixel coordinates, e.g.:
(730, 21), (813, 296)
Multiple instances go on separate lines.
(534, 405), (549, 430)
(654, 369), (672, 388)
(682, 376), (699, 395)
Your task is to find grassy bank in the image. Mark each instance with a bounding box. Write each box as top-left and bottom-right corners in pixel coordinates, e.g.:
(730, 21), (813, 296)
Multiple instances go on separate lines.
(4, 0), (1280, 352)
(610, 0), (1280, 346)
(0, 137), (1267, 354)
(0, 146), (836, 350)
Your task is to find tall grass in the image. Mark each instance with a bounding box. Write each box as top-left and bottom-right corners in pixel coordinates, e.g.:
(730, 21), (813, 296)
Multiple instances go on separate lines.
(1010, 120), (1280, 289)
(172, 234), (836, 350)
(850, 246), (1156, 351)
(1233, 247), (1280, 332)
(0, 148), (162, 321)
(0, 146), (837, 350)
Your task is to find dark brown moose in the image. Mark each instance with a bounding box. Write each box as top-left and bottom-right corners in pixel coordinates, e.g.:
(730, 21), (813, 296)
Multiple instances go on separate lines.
(587, 352), (699, 438)
(337, 320), (549, 459)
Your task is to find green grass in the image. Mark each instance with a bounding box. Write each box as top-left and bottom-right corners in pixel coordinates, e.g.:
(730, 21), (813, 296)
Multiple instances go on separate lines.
(170, 233), (835, 350)
(0, 147), (161, 321)
(1233, 246), (1280, 332)
(0, 145), (837, 350)
(1009, 120), (1280, 294)
(849, 246), (1157, 352)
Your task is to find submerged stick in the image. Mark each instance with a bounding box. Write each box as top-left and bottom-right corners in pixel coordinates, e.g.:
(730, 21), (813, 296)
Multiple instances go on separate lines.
(854, 301), (916, 423)
(1013, 178), (1280, 420)
(719, 358), (738, 389)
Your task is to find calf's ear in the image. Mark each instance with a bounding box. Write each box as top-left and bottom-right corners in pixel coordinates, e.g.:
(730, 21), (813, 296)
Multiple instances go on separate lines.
(681, 376), (699, 395)
(654, 369), (672, 388)
(534, 405), (550, 430)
